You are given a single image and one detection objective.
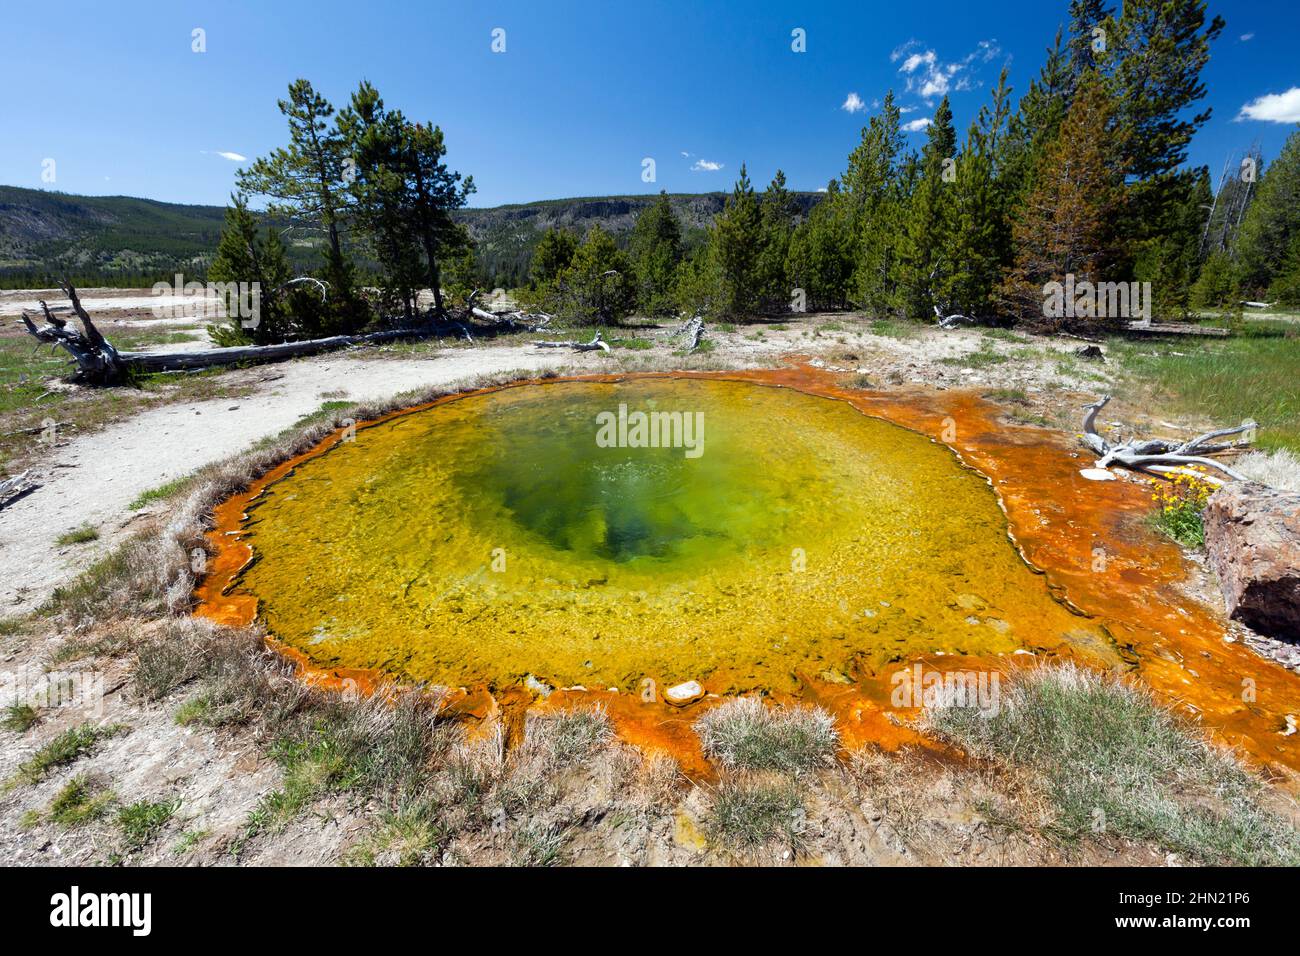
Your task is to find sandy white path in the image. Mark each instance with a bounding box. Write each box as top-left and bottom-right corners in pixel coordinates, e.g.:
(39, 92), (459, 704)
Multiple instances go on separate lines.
(0, 345), (592, 615)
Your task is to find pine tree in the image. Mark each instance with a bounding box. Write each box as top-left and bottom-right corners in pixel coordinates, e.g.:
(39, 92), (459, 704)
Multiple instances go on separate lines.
(949, 69), (1014, 318)
(337, 81), (423, 318)
(1267, 235), (1300, 307)
(551, 226), (635, 323)
(1111, 0), (1223, 185)
(844, 92), (907, 313)
(1111, 0), (1224, 290)
(1134, 167), (1212, 318)
(1189, 248), (1237, 310)
(238, 79), (360, 323)
(405, 121), (476, 313)
(757, 170), (798, 310)
(999, 73), (1128, 328)
(712, 164), (764, 318)
(1066, 0), (1115, 91)
(897, 97), (957, 318)
(673, 244), (724, 318)
(1235, 129), (1300, 297)
(787, 180), (855, 311)
(1002, 29), (1071, 203)
(441, 243), (484, 308)
(530, 228), (579, 289)
(207, 195), (292, 344)
(629, 191), (684, 315)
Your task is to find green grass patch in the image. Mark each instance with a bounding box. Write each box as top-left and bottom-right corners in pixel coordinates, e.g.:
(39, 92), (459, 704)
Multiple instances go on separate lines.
(171, 828), (210, 857)
(981, 327), (1029, 343)
(291, 400), (354, 430)
(118, 797), (180, 850)
(674, 338), (716, 356)
(510, 821), (570, 866)
(2, 703), (39, 733)
(344, 801), (448, 867)
(46, 774), (115, 827)
(174, 694), (213, 726)
(869, 318), (921, 338)
(10, 722), (127, 786)
(0, 616), (29, 636)
(1110, 320), (1300, 453)
(941, 345), (1010, 369)
(610, 337), (653, 351)
(55, 524), (99, 546)
(127, 477), (188, 511)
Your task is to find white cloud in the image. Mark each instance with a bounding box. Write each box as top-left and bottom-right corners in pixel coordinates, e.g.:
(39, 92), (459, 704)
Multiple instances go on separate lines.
(681, 150), (692, 157)
(841, 92), (867, 113)
(900, 50), (935, 75)
(903, 118), (932, 133)
(1238, 87), (1300, 123)
(1240, 32), (1254, 41)
(691, 159), (724, 172)
(889, 38), (1001, 103)
(208, 150), (247, 162)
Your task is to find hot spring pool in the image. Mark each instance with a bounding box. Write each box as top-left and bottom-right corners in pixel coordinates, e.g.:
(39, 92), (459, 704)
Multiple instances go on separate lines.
(221, 378), (1108, 692)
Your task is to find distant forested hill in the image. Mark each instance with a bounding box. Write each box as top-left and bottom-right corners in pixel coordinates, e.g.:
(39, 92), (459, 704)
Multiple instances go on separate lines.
(455, 192), (820, 288)
(0, 186), (231, 287)
(0, 185), (821, 289)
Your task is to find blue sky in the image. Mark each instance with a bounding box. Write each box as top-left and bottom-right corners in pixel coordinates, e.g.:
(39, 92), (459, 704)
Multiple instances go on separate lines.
(2, 0), (1297, 208)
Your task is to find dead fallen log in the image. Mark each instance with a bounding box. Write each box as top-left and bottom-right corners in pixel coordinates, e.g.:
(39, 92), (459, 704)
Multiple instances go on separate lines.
(20, 281), (472, 381)
(0, 471), (38, 510)
(467, 290), (553, 332)
(1121, 321), (1230, 338)
(116, 327), (465, 373)
(1080, 395), (1256, 484)
(533, 331), (610, 353)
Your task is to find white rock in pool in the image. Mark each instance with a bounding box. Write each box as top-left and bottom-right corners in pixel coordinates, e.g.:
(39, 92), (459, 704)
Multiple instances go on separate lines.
(1079, 468), (1117, 481)
(664, 680), (705, 705)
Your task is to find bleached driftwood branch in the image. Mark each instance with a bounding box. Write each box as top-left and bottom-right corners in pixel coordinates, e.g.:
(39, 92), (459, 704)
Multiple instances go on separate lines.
(1080, 395), (1256, 484)
(0, 471), (39, 510)
(533, 331), (610, 352)
(934, 305), (975, 330)
(466, 289), (553, 332)
(277, 276), (329, 298)
(680, 315), (706, 352)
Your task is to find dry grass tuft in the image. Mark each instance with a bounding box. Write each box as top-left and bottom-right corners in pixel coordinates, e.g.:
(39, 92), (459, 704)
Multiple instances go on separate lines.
(523, 705), (614, 769)
(1235, 447), (1300, 492)
(695, 697), (838, 774)
(924, 662), (1300, 866)
(704, 775), (806, 851)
